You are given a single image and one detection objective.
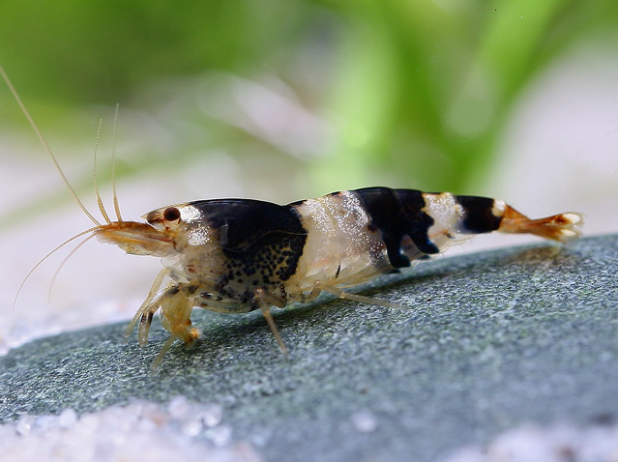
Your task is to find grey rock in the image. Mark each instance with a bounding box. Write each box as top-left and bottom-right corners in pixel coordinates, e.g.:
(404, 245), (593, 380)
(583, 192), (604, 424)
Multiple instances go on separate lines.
(1, 234), (617, 462)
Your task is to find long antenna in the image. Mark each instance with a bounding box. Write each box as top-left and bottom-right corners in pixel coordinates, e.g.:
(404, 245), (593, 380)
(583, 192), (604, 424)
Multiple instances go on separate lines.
(111, 103), (123, 222)
(12, 226), (101, 309)
(48, 233), (97, 303)
(0, 64), (101, 226)
(93, 118), (112, 224)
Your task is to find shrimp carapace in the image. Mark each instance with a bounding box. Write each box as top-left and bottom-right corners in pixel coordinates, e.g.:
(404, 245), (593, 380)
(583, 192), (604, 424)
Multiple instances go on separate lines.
(118, 189), (582, 367)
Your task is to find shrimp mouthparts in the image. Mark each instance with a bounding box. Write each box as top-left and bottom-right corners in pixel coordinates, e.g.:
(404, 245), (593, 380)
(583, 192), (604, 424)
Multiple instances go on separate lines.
(95, 222), (175, 256)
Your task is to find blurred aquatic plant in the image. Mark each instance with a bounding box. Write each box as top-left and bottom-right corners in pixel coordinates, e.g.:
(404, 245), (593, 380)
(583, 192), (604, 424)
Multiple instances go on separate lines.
(1, 0), (617, 199)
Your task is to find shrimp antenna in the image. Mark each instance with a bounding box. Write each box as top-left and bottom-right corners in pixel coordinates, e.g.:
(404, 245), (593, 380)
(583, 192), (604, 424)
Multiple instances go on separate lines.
(93, 118), (112, 224)
(0, 64), (101, 227)
(48, 234), (97, 304)
(111, 103), (123, 222)
(12, 226), (101, 310)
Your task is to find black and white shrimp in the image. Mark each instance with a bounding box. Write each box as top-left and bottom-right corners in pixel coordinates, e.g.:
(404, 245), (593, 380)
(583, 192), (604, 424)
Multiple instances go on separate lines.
(104, 190), (582, 365)
(2, 65), (583, 367)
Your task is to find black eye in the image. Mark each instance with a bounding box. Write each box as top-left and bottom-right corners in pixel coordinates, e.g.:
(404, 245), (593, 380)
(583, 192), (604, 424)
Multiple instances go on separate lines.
(163, 207), (181, 222)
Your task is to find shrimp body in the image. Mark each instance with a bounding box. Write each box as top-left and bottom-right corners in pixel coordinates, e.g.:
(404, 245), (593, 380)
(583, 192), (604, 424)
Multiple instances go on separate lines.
(0, 64), (582, 366)
(96, 187), (582, 364)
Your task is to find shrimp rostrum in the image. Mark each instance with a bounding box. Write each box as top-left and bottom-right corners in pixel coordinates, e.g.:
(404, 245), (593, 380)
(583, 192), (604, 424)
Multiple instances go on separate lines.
(95, 189), (582, 365)
(1, 64), (582, 367)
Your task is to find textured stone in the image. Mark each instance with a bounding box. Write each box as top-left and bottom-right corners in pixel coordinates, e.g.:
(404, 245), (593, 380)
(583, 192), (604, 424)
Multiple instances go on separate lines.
(1, 234), (616, 462)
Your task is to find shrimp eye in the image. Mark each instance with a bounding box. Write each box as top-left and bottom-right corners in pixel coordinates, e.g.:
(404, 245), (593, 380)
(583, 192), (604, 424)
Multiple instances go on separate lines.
(163, 207), (181, 223)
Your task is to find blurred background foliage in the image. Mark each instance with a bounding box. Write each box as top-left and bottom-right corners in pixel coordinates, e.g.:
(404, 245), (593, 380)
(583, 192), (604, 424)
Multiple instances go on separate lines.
(1, 0), (617, 209)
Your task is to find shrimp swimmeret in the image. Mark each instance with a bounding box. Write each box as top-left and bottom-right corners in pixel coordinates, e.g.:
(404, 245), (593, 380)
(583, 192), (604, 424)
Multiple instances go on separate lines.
(1, 65), (583, 368)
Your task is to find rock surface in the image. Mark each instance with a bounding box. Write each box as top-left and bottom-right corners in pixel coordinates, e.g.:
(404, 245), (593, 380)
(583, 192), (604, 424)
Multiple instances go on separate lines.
(1, 234), (617, 462)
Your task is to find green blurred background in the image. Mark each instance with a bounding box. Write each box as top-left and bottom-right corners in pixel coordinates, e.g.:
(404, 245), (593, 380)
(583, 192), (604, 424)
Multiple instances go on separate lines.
(1, 0), (617, 215)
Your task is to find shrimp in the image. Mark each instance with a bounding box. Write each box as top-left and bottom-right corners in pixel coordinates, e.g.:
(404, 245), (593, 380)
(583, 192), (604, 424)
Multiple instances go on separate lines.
(1, 65), (583, 367)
